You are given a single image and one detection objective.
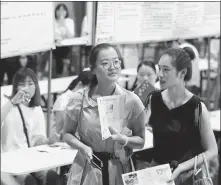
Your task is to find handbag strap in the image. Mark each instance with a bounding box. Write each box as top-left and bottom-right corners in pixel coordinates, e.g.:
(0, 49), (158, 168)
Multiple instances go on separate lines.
(202, 153), (211, 178)
(193, 155), (198, 182)
(77, 89), (86, 135)
(17, 105), (30, 147)
(194, 155), (198, 174)
(193, 153), (212, 183)
(130, 157), (135, 172)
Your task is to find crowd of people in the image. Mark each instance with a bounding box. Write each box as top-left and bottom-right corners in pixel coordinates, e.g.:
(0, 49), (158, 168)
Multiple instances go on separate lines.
(1, 42), (219, 185)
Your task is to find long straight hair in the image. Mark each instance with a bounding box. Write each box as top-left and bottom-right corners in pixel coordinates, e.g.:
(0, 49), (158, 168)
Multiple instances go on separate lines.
(10, 68), (41, 107)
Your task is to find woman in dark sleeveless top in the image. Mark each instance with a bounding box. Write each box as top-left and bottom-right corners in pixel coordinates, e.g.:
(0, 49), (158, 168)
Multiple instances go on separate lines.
(145, 47), (217, 185)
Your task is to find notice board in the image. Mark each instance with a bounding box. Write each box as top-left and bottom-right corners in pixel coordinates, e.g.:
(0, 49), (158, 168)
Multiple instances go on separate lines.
(95, 2), (220, 44)
(1, 2), (54, 58)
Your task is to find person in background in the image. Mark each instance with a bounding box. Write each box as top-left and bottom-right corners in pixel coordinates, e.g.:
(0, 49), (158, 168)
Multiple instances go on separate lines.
(80, 16), (88, 37)
(1, 172), (20, 185)
(51, 69), (93, 138)
(54, 3), (74, 76)
(63, 43), (145, 185)
(54, 3), (75, 42)
(145, 47), (217, 185)
(16, 55), (37, 73)
(50, 69), (92, 185)
(130, 61), (158, 91)
(0, 57), (18, 85)
(1, 68), (61, 185)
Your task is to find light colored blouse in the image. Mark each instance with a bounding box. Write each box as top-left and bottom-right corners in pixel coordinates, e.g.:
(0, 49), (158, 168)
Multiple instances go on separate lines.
(52, 89), (74, 133)
(1, 97), (46, 153)
(53, 90), (74, 112)
(65, 84), (145, 153)
(65, 84), (145, 185)
(54, 18), (75, 40)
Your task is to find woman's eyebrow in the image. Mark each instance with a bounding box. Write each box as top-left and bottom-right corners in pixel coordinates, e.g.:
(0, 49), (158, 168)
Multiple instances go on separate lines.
(158, 65), (170, 68)
(100, 57), (118, 61)
(100, 59), (109, 62)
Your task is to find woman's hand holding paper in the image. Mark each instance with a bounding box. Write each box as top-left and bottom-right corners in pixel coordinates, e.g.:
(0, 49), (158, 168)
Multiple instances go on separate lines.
(108, 126), (128, 146)
(167, 164), (184, 183)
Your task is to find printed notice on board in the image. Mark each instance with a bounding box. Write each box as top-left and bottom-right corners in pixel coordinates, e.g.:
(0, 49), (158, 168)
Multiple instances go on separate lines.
(1, 2), (54, 58)
(96, 2), (220, 44)
(122, 164), (175, 185)
(97, 95), (125, 140)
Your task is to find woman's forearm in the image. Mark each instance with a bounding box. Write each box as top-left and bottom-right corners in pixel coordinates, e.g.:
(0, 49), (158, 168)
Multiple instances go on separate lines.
(178, 149), (218, 174)
(63, 133), (88, 151)
(120, 135), (145, 149)
(33, 136), (49, 146)
(1, 100), (14, 125)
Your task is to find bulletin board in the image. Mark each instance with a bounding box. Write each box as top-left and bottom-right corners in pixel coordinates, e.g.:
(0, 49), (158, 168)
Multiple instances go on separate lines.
(95, 2), (220, 44)
(1, 2), (55, 58)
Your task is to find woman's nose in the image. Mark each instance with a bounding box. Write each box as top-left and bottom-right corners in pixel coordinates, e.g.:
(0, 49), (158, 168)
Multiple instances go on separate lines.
(158, 69), (164, 77)
(108, 62), (115, 70)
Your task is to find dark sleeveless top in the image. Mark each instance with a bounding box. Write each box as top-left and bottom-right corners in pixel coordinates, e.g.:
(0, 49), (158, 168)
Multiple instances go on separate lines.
(149, 91), (203, 164)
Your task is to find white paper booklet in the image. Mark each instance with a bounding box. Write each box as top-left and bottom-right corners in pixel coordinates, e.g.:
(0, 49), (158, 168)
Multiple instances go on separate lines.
(97, 95), (125, 140)
(122, 164), (175, 185)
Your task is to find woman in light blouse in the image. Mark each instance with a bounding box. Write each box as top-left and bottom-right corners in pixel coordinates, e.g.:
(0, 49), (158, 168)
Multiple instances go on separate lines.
(63, 43), (145, 185)
(54, 3), (75, 76)
(1, 68), (61, 185)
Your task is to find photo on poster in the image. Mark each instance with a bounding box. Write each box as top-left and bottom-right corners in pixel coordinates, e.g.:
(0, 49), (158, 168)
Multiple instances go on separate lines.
(53, 1), (93, 46)
(123, 172), (139, 185)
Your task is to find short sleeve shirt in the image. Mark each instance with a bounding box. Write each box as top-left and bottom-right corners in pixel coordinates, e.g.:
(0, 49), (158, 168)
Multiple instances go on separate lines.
(65, 84), (145, 153)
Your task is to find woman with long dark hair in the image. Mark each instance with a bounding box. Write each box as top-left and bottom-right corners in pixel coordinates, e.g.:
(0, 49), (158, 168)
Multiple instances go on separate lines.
(1, 68), (61, 185)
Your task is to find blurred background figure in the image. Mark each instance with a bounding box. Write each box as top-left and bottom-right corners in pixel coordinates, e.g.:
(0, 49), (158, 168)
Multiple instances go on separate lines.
(54, 3), (75, 42)
(51, 69), (92, 136)
(54, 3), (74, 77)
(131, 61), (158, 91)
(1, 172), (20, 185)
(81, 15), (88, 36)
(16, 55), (37, 73)
(0, 57), (17, 86)
(50, 69), (92, 185)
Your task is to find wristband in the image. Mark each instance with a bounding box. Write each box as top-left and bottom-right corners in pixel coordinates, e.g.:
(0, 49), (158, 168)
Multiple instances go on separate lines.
(123, 135), (128, 147)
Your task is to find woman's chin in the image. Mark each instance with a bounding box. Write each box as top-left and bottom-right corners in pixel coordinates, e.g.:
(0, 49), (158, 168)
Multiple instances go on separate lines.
(107, 75), (119, 83)
(160, 83), (167, 90)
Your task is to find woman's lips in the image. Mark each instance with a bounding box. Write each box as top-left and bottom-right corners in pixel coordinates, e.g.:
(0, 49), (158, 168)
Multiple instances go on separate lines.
(160, 80), (165, 85)
(108, 72), (117, 76)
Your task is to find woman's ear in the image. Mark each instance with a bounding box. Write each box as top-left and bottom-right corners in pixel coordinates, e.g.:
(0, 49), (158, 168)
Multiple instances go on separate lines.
(180, 68), (187, 79)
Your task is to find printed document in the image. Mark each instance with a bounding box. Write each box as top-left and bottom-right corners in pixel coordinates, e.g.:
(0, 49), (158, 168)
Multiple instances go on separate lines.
(122, 164), (175, 185)
(97, 95), (125, 140)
